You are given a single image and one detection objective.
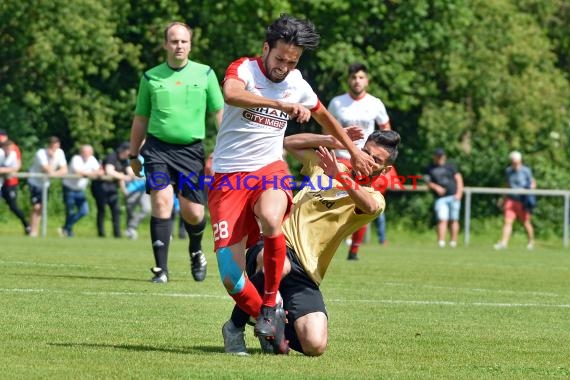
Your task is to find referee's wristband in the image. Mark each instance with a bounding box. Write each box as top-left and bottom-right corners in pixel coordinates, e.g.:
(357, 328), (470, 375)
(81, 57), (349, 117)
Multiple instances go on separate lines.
(129, 154), (139, 160)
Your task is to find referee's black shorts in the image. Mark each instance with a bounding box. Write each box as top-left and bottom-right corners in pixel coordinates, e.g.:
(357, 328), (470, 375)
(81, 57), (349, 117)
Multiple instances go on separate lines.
(246, 240), (328, 354)
(141, 134), (206, 205)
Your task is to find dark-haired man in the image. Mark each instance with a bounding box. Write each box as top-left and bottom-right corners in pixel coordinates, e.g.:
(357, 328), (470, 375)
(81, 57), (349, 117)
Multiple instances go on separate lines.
(27, 136), (67, 237)
(222, 129), (401, 356)
(92, 142), (133, 238)
(424, 148), (464, 248)
(328, 62), (392, 260)
(209, 14), (376, 344)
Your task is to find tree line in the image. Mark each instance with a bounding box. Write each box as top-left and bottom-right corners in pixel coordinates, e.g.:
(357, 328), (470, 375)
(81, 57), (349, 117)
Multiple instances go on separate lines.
(1, 0), (568, 234)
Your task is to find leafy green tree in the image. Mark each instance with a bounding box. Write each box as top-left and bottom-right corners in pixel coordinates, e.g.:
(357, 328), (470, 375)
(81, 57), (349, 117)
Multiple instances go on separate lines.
(0, 0), (130, 156)
(1, 0), (568, 236)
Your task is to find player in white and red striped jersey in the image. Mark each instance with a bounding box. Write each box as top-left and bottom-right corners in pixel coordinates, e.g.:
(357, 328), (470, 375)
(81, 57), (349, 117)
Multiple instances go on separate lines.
(210, 14), (376, 354)
(327, 62), (392, 260)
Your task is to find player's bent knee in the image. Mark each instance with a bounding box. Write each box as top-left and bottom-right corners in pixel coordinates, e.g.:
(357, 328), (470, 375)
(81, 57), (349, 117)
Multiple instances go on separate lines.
(295, 312), (328, 356)
(301, 336), (328, 357)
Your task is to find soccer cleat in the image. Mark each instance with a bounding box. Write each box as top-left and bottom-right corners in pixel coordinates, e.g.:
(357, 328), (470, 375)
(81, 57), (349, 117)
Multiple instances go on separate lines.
(258, 335), (274, 354)
(57, 227), (68, 238)
(347, 252), (359, 260)
(438, 240), (446, 248)
(493, 242), (507, 250)
(150, 267), (168, 283)
(257, 306), (289, 355)
(190, 250), (207, 282)
(254, 305), (277, 338)
(222, 320), (249, 356)
(527, 241), (535, 250)
(449, 241), (457, 248)
(125, 228), (138, 240)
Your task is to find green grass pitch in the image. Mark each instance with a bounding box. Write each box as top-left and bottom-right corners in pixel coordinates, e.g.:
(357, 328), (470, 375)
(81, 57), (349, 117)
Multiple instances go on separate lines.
(1, 233), (569, 379)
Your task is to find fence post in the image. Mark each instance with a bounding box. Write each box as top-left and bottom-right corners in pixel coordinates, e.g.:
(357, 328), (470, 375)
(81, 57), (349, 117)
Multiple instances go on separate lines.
(41, 175), (48, 238)
(464, 189), (471, 246)
(562, 192), (570, 247)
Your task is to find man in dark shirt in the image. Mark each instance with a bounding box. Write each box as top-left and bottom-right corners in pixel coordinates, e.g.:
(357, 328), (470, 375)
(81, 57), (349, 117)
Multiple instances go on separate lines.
(424, 148), (464, 248)
(91, 142), (133, 238)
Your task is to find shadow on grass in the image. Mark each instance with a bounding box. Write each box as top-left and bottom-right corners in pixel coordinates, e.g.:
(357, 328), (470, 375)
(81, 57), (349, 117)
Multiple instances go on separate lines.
(25, 273), (144, 282)
(48, 342), (226, 354)
(48, 342), (269, 356)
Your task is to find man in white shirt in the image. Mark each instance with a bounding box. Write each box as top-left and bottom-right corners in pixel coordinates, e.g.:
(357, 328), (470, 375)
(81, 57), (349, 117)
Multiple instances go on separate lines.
(210, 15), (376, 352)
(27, 136), (68, 237)
(327, 62), (392, 260)
(60, 144), (101, 237)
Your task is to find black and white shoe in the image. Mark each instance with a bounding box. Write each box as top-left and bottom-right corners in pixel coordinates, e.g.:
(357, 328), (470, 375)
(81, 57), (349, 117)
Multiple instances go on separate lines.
(150, 267), (168, 284)
(190, 251), (207, 282)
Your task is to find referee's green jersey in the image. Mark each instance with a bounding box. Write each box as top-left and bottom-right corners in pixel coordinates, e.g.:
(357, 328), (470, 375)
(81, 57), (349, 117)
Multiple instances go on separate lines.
(135, 61), (224, 144)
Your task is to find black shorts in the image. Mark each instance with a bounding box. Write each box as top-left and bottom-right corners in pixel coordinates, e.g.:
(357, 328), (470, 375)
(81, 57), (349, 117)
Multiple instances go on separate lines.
(246, 240), (328, 353)
(29, 184), (43, 205)
(141, 134), (206, 205)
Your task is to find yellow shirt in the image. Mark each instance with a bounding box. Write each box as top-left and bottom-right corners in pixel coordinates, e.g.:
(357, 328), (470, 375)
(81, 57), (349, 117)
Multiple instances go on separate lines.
(282, 155), (385, 285)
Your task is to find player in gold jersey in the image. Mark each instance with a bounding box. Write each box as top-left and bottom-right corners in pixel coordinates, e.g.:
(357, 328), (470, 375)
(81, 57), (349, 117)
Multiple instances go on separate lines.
(222, 129), (401, 356)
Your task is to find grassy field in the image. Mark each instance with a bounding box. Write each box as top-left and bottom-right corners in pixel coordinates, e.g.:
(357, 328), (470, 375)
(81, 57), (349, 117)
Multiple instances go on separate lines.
(1, 230), (569, 379)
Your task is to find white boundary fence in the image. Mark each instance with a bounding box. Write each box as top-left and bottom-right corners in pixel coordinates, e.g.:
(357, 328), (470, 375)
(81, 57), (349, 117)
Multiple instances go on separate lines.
(462, 187), (569, 248)
(7, 173), (570, 247)
(12, 173), (115, 238)
(385, 186), (569, 248)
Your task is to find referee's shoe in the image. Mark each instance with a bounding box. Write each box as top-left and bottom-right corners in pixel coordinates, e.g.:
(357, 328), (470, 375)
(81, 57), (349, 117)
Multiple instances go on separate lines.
(190, 250), (207, 281)
(150, 267), (168, 284)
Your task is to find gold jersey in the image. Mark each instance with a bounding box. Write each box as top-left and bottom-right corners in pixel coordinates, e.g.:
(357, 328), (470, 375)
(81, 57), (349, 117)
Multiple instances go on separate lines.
(282, 155), (385, 285)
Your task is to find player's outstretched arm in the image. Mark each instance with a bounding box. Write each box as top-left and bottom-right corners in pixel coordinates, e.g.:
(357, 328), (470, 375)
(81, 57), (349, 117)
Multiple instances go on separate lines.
(316, 147), (380, 215)
(311, 106), (374, 176)
(284, 128), (364, 164)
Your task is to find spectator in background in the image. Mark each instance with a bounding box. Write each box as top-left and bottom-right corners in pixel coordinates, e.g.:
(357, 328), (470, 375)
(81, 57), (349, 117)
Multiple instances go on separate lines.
(494, 151), (536, 250)
(59, 144), (100, 237)
(0, 131), (30, 235)
(373, 166), (399, 246)
(424, 148), (464, 248)
(27, 136), (67, 237)
(125, 155), (151, 240)
(92, 142), (133, 238)
(327, 62), (392, 260)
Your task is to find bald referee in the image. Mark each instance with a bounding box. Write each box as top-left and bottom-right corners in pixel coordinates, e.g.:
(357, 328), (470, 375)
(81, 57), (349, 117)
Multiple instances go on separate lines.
(129, 22), (224, 283)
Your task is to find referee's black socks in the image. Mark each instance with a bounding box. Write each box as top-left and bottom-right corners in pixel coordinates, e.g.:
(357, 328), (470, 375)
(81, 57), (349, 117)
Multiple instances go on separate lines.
(150, 217), (172, 272)
(184, 218), (206, 254)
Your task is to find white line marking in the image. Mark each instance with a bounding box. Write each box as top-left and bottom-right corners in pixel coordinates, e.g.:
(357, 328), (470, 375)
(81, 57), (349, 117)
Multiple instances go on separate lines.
(2, 288), (569, 308)
(0, 288), (227, 299)
(0, 260), (92, 268)
(328, 298), (570, 308)
(383, 281), (561, 297)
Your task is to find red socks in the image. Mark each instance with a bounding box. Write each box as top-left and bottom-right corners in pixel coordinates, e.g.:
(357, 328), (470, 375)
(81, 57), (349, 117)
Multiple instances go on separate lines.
(262, 233), (286, 307)
(350, 225), (367, 255)
(230, 233), (286, 313)
(230, 277), (262, 318)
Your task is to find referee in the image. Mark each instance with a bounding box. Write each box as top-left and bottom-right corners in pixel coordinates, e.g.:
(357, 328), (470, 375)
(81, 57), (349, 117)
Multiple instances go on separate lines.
(129, 22), (224, 283)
